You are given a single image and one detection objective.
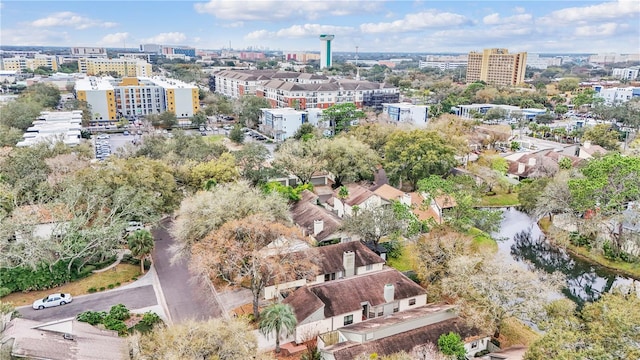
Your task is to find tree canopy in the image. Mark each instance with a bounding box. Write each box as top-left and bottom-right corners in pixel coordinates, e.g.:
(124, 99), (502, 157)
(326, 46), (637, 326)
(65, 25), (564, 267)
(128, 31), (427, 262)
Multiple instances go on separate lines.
(322, 103), (366, 134)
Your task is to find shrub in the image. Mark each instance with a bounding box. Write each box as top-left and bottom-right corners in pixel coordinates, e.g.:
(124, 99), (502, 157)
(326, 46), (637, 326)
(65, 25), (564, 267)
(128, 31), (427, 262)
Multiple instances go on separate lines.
(380, 240), (403, 260)
(140, 311), (162, 327)
(0, 287), (11, 298)
(77, 311), (107, 325)
(131, 277), (138, 281)
(99, 287), (106, 291)
(115, 282), (121, 286)
(107, 284), (115, 289)
(109, 304), (130, 321)
(87, 287), (97, 293)
(103, 315), (128, 336)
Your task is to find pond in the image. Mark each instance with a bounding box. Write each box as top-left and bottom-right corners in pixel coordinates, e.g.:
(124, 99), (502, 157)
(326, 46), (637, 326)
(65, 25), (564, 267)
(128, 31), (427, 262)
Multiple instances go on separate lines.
(492, 208), (634, 305)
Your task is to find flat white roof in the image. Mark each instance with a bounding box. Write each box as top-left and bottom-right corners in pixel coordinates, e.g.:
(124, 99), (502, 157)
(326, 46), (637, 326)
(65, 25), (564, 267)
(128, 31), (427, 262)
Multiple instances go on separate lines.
(75, 77), (114, 91)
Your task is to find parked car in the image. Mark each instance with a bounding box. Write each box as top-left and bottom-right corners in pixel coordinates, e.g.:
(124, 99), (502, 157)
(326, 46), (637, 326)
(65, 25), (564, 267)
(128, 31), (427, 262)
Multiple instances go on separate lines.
(123, 131), (130, 136)
(33, 293), (73, 310)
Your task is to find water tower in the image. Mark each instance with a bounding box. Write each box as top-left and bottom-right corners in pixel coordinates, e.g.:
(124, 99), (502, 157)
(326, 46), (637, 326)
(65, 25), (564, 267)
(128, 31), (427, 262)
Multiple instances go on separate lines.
(319, 34), (335, 69)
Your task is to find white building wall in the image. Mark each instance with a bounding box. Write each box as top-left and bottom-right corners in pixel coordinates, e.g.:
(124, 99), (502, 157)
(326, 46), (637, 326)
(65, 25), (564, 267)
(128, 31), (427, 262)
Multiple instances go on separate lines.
(398, 294), (427, 312)
(84, 90), (110, 121)
(173, 87), (195, 117)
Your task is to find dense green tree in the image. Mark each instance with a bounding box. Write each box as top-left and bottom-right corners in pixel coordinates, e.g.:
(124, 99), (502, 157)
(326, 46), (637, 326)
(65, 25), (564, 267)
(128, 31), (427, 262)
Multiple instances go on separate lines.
(259, 303), (298, 353)
(343, 123), (396, 156)
(191, 111), (208, 126)
(273, 138), (327, 184)
(525, 289), (640, 360)
(535, 112), (555, 124)
(322, 137), (380, 187)
(62, 99), (92, 126)
(568, 154), (640, 249)
(23, 83), (61, 108)
(572, 88), (598, 107)
(582, 123), (620, 151)
(127, 230), (154, 274)
(322, 103), (366, 134)
(239, 95), (271, 128)
(384, 130), (457, 190)
(0, 100), (43, 130)
(437, 332), (467, 360)
(188, 153), (239, 189)
(341, 205), (407, 246)
(557, 78), (580, 92)
(518, 178), (551, 214)
(0, 126), (24, 147)
(483, 107), (508, 122)
(229, 124), (245, 144)
(234, 142), (276, 185)
(292, 122), (318, 140)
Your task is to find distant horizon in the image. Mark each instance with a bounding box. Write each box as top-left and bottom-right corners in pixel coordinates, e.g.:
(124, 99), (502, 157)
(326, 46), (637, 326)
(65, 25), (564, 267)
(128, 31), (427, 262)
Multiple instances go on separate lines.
(0, 45), (615, 58)
(1, 1), (638, 54)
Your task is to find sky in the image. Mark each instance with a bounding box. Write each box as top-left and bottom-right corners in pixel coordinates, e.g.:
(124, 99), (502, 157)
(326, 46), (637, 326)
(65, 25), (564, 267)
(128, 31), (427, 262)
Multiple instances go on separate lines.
(1, 0), (639, 54)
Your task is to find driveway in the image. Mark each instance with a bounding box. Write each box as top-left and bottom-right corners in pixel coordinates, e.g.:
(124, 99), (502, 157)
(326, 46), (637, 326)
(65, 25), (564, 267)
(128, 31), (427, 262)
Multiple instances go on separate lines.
(19, 285), (156, 323)
(152, 218), (222, 322)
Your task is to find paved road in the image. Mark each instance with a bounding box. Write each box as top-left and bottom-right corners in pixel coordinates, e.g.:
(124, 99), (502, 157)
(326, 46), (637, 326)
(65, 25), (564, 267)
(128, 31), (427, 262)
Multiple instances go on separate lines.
(152, 218), (222, 322)
(19, 285), (156, 323)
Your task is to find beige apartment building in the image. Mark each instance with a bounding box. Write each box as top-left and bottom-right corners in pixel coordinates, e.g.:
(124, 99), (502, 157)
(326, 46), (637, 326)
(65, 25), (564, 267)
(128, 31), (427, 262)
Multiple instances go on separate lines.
(77, 58), (152, 77)
(466, 48), (527, 86)
(1, 55), (58, 72)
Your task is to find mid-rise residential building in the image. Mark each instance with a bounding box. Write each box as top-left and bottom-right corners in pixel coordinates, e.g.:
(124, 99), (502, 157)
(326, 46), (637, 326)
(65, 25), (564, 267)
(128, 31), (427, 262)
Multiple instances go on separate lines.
(77, 58), (153, 77)
(593, 86), (640, 105)
(455, 104), (546, 120)
(466, 48), (527, 86)
(418, 55), (468, 70)
(1, 55), (58, 73)
(75, 76), (199, 123)
(257, 79), (398, 110)
(69, 47), (107, 58)
(212, 70), (328, 98)
(17, 111), (82, 147)
(285, 52), (321, 63)
(139, 44), (195, 58)
(259, 107), (324, 141)
(612, 66), (640, 81)
(382, 103), (429, 127)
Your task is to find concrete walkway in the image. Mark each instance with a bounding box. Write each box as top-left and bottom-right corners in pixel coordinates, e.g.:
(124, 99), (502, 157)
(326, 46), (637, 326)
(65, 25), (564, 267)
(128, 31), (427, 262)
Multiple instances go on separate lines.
(92, 249), (131, 273)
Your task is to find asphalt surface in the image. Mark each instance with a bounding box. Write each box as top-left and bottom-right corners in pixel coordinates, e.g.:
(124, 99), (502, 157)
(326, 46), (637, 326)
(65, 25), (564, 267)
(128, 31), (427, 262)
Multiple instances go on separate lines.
(152, 218), (222, 322)
(19, 285), (156, 323)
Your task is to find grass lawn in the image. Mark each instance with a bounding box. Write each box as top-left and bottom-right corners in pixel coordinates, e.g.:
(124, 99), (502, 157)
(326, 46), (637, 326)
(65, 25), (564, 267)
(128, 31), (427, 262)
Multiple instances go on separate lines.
(1, 264), (141, 307)
(480, 192), (520, 207)
(498, 317), (540, 348)
(468, 227), (498, 253)
(204, 134), (225, 144)
(386, 243), (416, 272)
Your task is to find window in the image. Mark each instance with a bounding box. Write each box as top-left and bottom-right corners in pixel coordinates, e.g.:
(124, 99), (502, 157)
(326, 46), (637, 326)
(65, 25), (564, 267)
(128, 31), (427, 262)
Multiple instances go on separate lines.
(343, 315), (353, 325)
(393, 302), (399, 313)
(409, 298), (416, 306)
(365, 264), (373, 271)
(471, 341), (478, 349)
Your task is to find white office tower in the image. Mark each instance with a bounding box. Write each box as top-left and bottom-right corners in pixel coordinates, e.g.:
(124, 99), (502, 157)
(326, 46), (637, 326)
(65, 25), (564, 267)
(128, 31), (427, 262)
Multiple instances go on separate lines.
(319, 34), (335, 69)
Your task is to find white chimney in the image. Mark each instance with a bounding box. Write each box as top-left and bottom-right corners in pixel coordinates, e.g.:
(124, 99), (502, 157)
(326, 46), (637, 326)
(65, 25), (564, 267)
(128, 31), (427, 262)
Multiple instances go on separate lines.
(518, 162), (525, 174)
(384, 284), (395, 302)
(528, 157), (537, 166)
(343, 251), (355, 277)
(313, 219), (324, 236)
(401, 193), (412, 206)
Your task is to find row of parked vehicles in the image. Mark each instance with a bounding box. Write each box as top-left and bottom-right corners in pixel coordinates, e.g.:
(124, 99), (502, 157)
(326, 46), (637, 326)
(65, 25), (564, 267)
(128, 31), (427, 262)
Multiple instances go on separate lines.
(95, 138), (111, 160)
(243, 128), (268, 141)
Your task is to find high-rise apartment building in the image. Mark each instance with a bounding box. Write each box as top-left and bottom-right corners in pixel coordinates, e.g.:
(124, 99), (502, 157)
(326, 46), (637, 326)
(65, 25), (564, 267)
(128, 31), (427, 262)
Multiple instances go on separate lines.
(466, 48), (527, 86)
(77, 58), (153, 77)
(319, 34), (335, 69)
(75, 76), (199, 122)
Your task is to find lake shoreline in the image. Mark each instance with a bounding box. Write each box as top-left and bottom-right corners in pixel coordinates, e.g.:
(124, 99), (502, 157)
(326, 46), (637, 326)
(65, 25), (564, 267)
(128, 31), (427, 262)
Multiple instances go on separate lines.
(539, 217), (640, 282)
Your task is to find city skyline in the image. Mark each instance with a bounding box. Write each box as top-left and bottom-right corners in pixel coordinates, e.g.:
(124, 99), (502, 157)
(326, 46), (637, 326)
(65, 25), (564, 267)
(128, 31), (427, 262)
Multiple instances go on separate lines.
(0, 1), (639, 54)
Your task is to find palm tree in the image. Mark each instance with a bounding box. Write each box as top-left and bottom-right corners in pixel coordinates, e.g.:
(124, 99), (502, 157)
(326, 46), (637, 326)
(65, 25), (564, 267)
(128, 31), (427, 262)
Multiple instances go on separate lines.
(127, 229), (154, 274)
(259, 303), (297, 353)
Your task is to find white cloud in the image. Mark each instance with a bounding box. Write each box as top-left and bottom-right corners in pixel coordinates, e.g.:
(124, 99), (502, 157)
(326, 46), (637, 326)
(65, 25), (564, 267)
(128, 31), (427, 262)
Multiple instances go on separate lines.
(538, 0), (640, 25)
(0, 28), (71, 46)
(222, 21), (244, 28)
(514, 6), (526, 14)
(194, 0), (380, 21)
(245, 24), (353, 40)
(30, 11), (117, 30)
(482, 13), (532, 25)
(140, 32), (187, 44)
(574, 22), (619, 37)
(98, 32), (129, 46)
(360, 10), (471, 33)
